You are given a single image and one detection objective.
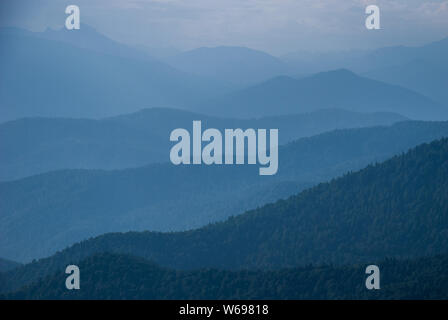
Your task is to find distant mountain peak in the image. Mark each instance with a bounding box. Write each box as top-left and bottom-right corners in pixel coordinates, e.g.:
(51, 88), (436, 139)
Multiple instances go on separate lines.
(262, 75), (296, 84)
(201, 66), (446, 120)
(165, 46), (288, 85)
(187, 45), (273, 55)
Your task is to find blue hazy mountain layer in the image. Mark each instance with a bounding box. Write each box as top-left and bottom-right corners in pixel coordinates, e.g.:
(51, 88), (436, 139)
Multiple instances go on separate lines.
(282, 37), (448, 106)
(197, 69), (448, 120)
(2, 28), (447, 122)
(29, 25), (157, 62)
(0, 29), (232, 122)
(0, 108), (406, 181)
(1, 120), (448, 262)
(165, 46), (289, 85)
(282, 36), (448, 75)
(365, 59), (448, 106)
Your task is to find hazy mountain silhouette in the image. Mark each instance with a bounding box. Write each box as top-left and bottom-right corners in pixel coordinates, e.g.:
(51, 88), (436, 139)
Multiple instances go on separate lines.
(283, 37), (448, 106)
(2, 120), (448, 262)
(135, 44), (181, 60)
(363, 36), (448, 71)
(0, 107), (405, 181)
(165, 46), (289, 85)
(0, 28), (231, 122)
(33, 25), (156, 62)
(282, 36), (448, 75)
(365, 59), (448, 106)
(2, 137), (447, 293)
(198, 69), (447, 120)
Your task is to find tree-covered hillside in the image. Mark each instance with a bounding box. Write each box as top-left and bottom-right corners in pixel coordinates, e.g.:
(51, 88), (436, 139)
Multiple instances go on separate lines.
(2, 253), (448, 300)
(2, 138), (447, 292)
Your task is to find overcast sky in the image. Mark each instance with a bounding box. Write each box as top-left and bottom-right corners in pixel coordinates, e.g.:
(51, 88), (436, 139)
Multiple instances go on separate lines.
(1, 0), (447, 55)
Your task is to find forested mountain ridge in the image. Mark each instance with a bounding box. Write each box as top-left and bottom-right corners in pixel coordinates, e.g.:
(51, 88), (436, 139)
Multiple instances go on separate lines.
(2, 137), (447, 293)
(2, 121), (448, 263)
(2, 253), (448, 300)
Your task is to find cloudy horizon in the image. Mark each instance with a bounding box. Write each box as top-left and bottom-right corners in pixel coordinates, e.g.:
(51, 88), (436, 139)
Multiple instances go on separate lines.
(1, 0), (447, 55)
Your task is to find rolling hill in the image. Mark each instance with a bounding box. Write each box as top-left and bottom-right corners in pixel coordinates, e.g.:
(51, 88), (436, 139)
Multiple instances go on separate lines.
(0, 108), (406, 181)
(197, 69), (447, 120)
(1, 121), (448, 262)
(1, 137), (447, 293)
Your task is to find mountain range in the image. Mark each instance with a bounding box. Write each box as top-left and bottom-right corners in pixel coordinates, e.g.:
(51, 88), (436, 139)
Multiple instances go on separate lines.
(282, 37), (448, 106)
(26, 25), (156, 63)
(1, 25), (448, 301)
(2, 27), (447, 122)
(0, 28), (231, 122)
(164, 46), (289, 85)
(1, 137), (447, 294)
(282, 36), (448, 76)
(2, 120), (448, 262)
(0, 107), (405, 181)
(196, 69), (447, 120)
